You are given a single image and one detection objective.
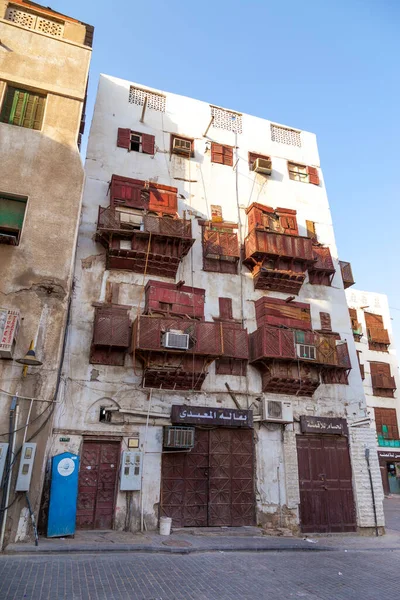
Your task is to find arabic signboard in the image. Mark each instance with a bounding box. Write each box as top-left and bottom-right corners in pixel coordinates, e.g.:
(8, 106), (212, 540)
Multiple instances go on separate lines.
(171, 405), (253, 428)
(300, 416), (348, 436)
(0, 308), (20, 358)
(378, 449), (400, 461)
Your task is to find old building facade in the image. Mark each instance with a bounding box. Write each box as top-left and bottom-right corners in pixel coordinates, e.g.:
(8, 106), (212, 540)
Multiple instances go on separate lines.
(45, 74), (385, 537)
(0, 1), (93, 546)
(346, 288), (400, 495)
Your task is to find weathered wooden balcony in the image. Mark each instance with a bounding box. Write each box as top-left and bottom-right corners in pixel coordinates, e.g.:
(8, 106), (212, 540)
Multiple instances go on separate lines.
(308, 246), (336, 286)
(96, 208), (194, 277)
(339, 261), (355, 289)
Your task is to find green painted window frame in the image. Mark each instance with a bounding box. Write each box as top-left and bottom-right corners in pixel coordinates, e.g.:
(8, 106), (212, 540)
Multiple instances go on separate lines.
(0, 196), (28, 246)
(0, 86), (46, 130)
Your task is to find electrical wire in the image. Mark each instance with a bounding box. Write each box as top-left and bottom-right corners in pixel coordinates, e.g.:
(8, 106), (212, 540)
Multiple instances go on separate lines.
(0, 401), (54, 438)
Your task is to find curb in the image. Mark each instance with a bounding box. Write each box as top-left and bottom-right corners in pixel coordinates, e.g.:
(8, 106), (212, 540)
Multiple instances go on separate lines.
(3, 544), (335, 556)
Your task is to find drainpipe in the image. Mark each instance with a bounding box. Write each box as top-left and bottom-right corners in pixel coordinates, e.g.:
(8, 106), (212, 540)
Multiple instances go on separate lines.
(140, 389), (152, 532)
(0, 396), (19, 550)
(365, 448), (379, 536)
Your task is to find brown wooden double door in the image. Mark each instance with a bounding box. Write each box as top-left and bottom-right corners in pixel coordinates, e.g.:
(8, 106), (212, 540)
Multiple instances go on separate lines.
(297, 435), (356, 533)
(76, 441), (120, 530)
(161, 428), (254, 527)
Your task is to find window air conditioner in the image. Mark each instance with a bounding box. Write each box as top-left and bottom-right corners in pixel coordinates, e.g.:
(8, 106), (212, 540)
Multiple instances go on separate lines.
(163, 426), (195, 449)
(261, 399), (293, 424)
(162, 331), (190, 350)
(252, 157), (272, 175)
(0, 308), (21, 359)
(296, 344), (316, 360)
(118, 211), (143, 228)
(173, 138), (192, 155)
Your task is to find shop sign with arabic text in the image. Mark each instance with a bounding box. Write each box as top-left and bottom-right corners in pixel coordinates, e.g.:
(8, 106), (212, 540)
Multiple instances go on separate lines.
(300, 416), (348, 436)
(171, 405), (253, 428)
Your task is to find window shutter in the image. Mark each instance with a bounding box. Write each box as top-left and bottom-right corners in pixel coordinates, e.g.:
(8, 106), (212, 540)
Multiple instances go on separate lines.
(117, 128), (131, 149)
(142, 133), (155, 155)
(149, 189), (177, 214)
(219, 298), (233, 320)
(319, 312), (332, 331)
(306, 220), (316, 239)
(223, 146), (234, 167)
(364, 312), (384, 329)
(110, 175), (148, 209)
(211, 143), (224, 164)
(93, 307), (130, 348)
(307, 166), (320, 185)
(370, 361), (391, 377)
(277, 210), (298, 235)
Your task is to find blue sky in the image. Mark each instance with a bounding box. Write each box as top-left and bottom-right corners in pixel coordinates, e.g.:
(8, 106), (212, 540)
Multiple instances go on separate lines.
(53, 0), (399, 342)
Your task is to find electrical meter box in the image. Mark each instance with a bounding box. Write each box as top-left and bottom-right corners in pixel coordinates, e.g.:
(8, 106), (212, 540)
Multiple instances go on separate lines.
(0, 442), (9, 484)
(15, 443), (37, 491)
(120, 451), (142, 491)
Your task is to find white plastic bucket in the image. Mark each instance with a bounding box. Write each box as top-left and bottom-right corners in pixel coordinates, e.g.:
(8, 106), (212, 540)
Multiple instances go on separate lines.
(159, 516), (172, 536)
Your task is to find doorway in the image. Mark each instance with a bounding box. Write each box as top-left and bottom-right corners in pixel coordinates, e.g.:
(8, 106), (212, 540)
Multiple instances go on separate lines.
(76, 440), (120, 529)
(296, 434), (356, 533)
(161, 428), (255, 527)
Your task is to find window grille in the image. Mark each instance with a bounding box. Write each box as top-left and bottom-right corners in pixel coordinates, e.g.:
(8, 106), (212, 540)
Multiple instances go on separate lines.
(129, 86), (166, 112)
(211, 106), (242, 134)
(5, 7), (64, 37)
(271, 124), (301, 147)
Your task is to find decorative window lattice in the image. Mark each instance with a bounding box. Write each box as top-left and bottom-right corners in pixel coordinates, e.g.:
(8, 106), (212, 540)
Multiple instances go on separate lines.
(211, 106), (242, 134)
(271, 124), (301, 147)
(5, 7), (64, 37)
(129, 86), (166, 112)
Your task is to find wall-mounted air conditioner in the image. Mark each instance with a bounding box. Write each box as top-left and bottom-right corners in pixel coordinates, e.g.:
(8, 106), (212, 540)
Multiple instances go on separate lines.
(164, 426), (195, 449)
(172, 138), (192, 156)
(296, 344), (316, 360)
(162, 331), (190, 350)
(0, 308), (20, 359)
(118, 211), (143, 229)
(261, 399), (293, 424)
(252, 157), (272, 175)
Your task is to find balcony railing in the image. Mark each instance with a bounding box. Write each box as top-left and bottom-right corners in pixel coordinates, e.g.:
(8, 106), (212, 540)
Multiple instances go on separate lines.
(244, 230), (314, 262)
(339, 261), (355, 289)
(133, 316), (223, 357)
(371, 374), (396, 390)
(249, 327), (351, 369)
(368, 327), (390, 345)
(203, 229), (240, 259)
(97, 207), (192, 239)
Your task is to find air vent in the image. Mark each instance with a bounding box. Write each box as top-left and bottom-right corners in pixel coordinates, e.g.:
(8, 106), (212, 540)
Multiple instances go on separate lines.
(164, 426), (195, 449)
(261, 399), (293, 423)
(252, 157), (272, 175)
(172, 137), (192, 155)
(296, 344), (316, 360)
(162, 332), (190, 350)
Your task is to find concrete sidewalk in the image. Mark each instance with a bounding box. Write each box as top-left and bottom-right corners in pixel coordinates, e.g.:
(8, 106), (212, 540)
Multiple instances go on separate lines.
(5, 496), (400, 556)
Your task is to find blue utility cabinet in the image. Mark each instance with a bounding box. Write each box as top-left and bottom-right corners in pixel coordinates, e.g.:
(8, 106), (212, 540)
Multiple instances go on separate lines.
(47, 452), (79, 538)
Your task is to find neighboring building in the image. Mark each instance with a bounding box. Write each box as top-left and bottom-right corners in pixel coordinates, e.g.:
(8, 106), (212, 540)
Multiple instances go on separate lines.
(346, 288), (400, 495)
(0, 1), (93, 546)
(49, 74), (385, 537)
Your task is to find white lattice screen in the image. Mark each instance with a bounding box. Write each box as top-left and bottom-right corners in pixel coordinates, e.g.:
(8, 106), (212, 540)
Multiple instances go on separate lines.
(5, 6), (64, 37)
(128, 86), (166, 112)
(211, 106), (242, 134)
(271, 124), (301, 147)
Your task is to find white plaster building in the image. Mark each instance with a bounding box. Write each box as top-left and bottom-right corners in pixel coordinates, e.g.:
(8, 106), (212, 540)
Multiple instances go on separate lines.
(346, 288), (400, 495)
(48, 74), (385, 536)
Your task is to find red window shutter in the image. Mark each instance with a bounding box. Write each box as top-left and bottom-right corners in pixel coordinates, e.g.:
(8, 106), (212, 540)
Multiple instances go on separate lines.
(93, 307), (130, 348)
(223, 146), (234, 167)
(142, 133), (155, 155)
(117, 128), (131, 149)
(370, 362), (391, 377)
(364, 312), (384, 329)
(211, 143), (224, 164)
(110, 175), (148, 209)
(307, 166), (320, 185)
(320, 312), (332, 331)
(149, 189), (177, 214)
(219, 298), (233, 320)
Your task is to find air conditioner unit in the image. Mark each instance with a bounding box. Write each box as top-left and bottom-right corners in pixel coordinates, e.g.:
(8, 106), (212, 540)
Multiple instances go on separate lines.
(164, 426), (195, 449)
(0, 308), (21, 359)
(296, 344), (316, 360)
(252, 157), (272, 175)
(162, 331), (190, 350)
(118, 211), (143, 229)
(173, 137), (192, 155)
(261, 399), (293, 424)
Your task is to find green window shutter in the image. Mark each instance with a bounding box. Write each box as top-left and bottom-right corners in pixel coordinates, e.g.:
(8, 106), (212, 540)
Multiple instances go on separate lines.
(1, 87), (45, 130)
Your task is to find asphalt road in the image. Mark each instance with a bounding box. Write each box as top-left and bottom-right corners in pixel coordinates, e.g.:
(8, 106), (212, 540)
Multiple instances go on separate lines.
(1, 549), (400, 600)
